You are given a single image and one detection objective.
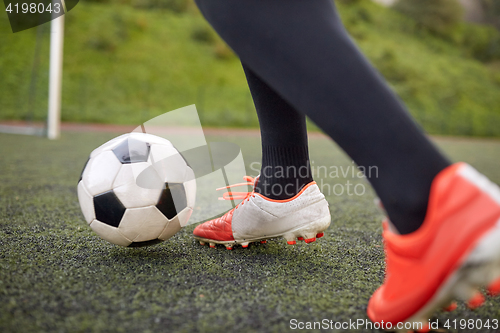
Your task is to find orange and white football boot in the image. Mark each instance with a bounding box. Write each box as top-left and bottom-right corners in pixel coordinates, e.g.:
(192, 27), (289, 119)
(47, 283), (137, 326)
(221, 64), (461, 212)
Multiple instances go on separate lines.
(193, 176), (331, 249)
(368, 163), (500, 330)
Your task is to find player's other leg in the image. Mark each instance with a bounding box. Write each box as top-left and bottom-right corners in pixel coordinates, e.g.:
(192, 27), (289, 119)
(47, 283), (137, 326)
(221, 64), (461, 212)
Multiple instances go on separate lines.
(368, 163), (500, 328)
(193, 65), (331, 249)
(194, 0), (500, 326)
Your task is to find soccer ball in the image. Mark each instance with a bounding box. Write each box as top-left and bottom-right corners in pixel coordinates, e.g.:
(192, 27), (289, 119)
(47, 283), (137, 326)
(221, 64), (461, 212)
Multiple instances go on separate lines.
(77, 133), (196, 247)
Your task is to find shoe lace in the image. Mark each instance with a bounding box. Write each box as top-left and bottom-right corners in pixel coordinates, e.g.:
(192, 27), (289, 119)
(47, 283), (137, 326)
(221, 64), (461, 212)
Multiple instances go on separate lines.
(216, 176), (256, 207)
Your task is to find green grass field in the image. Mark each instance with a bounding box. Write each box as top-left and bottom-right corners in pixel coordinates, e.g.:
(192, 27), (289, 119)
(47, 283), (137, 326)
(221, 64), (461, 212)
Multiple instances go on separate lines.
(1, 130), (500, 332)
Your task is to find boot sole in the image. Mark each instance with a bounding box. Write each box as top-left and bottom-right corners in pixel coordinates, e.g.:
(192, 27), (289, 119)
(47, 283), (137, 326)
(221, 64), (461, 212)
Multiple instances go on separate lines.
(194, 215), (331, 250)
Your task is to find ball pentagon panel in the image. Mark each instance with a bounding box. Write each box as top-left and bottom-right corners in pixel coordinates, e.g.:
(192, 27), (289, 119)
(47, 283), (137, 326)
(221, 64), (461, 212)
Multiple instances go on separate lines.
(93, 190), (126, 228)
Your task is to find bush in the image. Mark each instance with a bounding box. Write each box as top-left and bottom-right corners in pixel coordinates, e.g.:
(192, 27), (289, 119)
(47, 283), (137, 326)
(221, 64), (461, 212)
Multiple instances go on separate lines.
(86, 12), (131, 52)
(190, 24), (234, 60)
(213, 40), (234, 60)
(81, 0), (112, 3)
(336, 0), (363, 4)
(481, 0), (500, 29)
(131, 0), (189, 12)
(82, 0), (191, 12)
(191, 25), (216, 44)
(394, 0), (463, 38)
(460, 23), (500, 62)
(482, 0), (500, 16)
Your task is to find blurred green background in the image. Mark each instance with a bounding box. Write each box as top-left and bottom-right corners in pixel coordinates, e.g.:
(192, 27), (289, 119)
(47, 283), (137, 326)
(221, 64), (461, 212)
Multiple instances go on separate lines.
(1, 0), (500, 135)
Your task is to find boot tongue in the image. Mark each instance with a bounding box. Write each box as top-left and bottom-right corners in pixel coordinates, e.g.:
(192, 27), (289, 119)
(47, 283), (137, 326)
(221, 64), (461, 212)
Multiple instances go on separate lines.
(253, 175), (260, 189)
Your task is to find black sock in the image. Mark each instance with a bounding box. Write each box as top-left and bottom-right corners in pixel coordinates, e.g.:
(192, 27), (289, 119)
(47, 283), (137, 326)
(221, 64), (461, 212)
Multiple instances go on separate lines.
(257, 145), (313, 200)
(243, 64), (313, 200)
(196, 0), (451, 234)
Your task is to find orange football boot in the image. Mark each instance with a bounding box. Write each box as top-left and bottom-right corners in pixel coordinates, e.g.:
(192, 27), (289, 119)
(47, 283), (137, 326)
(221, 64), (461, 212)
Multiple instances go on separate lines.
(368, 163), (500, 328)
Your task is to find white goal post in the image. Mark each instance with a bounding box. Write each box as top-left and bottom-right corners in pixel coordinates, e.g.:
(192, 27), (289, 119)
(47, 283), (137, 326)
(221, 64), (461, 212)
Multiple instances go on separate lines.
(0, 6), (65, 138)
(47, 8), (65, 140)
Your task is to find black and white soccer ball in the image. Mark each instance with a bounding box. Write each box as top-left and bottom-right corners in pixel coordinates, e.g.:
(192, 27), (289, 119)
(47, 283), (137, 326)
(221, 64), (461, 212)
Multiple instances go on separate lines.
(77, 133), (196, 247)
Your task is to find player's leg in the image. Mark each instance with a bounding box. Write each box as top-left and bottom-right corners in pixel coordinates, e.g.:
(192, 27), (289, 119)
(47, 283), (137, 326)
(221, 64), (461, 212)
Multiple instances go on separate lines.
(242, 64), (312, 200)
(195, 0), (449, 235)
(193, 0), (500, 327)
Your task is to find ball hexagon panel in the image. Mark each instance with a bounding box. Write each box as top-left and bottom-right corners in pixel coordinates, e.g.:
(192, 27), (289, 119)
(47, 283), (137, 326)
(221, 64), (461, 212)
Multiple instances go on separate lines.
(90, 220), (132, 247)
(78, 157), (90, 183)
(113, 163), (164, 208)
(177, 206), (193, 228)
(93, 190), (126, 228)
(158, 214), (182, 241)
(112, 137), (151, 164)
(77, 181), (95, 224)
(184, 167), (196, 209)
(156, 183), (187, 220)
(148, 143), (187, 184)
(113, 162), (161, 189)
(118, 206), (169, 242)
(90, 134), (128, 159)
(82, 150), (122, 196)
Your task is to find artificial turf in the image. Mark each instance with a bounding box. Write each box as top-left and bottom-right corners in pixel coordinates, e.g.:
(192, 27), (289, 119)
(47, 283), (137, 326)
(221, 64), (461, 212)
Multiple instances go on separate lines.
(1, 130), (500, 332)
